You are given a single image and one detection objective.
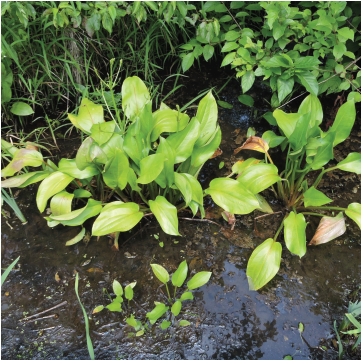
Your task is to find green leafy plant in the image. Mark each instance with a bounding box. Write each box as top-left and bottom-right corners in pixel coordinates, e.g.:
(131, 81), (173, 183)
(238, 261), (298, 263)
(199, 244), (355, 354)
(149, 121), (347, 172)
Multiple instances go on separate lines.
(1, 188), (26, 224)
(218, 93), (361, 290)
(1, 76), (223, 243)
(1, 256), (20, 286)
(92, 260), (211, 335)
(180, 1), (361, 106)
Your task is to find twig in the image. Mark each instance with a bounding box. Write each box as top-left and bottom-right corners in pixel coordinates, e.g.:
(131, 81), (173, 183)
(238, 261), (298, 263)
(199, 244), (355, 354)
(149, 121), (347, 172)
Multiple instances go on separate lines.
(19, 301), (67, 322)
(23, 314), (57, 323)
(222, 1), (242, 31)
(30, 325), (61, 332)
(98, 322), (121, 330)
(120, 221), (151, 248)
(178, 217), (222, 227)
(277, 56), (361, 110)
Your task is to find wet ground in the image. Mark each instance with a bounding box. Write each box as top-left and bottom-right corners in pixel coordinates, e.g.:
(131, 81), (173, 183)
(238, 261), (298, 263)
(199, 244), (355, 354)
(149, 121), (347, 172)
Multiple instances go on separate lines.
(2, 64), (361, 359)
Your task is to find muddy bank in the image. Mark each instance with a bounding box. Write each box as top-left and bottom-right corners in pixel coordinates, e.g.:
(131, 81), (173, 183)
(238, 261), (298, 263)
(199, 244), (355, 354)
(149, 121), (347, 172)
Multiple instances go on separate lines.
(2, 64), (361, 359)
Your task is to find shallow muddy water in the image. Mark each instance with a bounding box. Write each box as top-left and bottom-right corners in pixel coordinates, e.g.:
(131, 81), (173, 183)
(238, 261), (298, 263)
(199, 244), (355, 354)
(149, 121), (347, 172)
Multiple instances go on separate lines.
(2, 65), (361, 359)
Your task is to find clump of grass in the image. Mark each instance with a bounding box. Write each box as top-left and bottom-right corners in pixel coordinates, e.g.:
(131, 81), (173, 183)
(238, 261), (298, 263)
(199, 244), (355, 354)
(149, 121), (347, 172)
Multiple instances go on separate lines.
(1, 188), (26, 224)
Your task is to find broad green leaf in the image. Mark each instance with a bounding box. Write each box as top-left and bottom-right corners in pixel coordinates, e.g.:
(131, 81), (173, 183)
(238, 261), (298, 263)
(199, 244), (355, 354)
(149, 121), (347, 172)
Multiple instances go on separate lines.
(180, 292), (194, 301)
(75, 137), (94, 170)
(303, 187), (332, 207)
(103, 149), (129, 190)
(182, 52), (194, 72)
(51, 199), (102, 227)
(232, 158), (260, 174)
(255, 194), (273, 214)
(329, 100), (356, 146)
(149, 196), (180, 235)
(65, 227), (86, 246)
(113, 280), (123, 297)
(338, 27), (354, 41)
(288, 111), (312, 151)
(347, 92), (361, 103)
(191, 126), (221, 167)
(246, 238), (282, 290)
(237, 164), (280, 194)
(217, 100), (233, 109)
(298, 95), (323, 128)
(160, 320), (171, 329)
(127, 168), (141, 192)
(92, 305), (104, 314)
(187, 271), (211, 290)
(1, 171), (50, 188)
(167, 117), (200, 163)
(242, 70), (255, 93)
(126, 314), (137, 327)
(124, 284), (133, 301)
(345, 203), (361, 230)
(205, 178), (259, 214)
(179, 320), (190, 326)
(100, 133), (124, 160)
(92, 202), (143, 236)
(273, 109), (301, 138)
(58, 158), (99, 179)
(284, 212), (307, 258)
(294, 56), (321, 69)
(203, 44), (214, 61)
(68, 98), (104, 134)
(1, 139), (17, 156)
(151, 264), (170, 284)
(50, 190), (73, 216)
(10, 101), (34, 116)
(123, 131), (143, 166)
(195, 91), (218, 147)
(221, 52), (236, 67)
(151, 109), (189, 142)
(90, 120), (116, 145)
(310, 132), (335, 170)
(333, 43), (346, 60)
(107, 302), (122, 312)
(36, 171), (74, 212)
(174, 173), (192, 205)
(309, 212), (346, 245)
(262, 131), (285, 148)
(336, 153), (361, 174)
(171, 300), (182, 316)
(121, 76), (150, 119)
(277, 77), (294, 103)
(1, 148), (43, 177)
(263, 112), (277, 126)
(172, 260), (188, 287)
(137, 154), (165, 184)
(182, 173), (203, 205)
(238, 94), (254, 107)
(146, 303), (168, 324)
(73, 189), (92, 198)
(296, 72), (318, 96)
(155, 137), (176, 188)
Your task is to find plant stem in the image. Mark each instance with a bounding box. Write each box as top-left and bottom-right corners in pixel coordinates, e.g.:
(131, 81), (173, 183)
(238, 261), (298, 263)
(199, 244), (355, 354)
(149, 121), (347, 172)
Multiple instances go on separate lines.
(273, 217), (286, 242)
(165, 283), (172, 304)
(301, 212), (327, 217)
(306, 206), (347, 211)
(313, 168), (326, 189)
(139, 192), (149, 206)
(173, 286), (177, 300)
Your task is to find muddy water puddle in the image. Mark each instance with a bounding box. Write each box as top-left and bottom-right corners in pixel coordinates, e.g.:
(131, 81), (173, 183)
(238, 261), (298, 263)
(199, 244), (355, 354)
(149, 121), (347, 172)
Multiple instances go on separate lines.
(2, 65), (361, 359)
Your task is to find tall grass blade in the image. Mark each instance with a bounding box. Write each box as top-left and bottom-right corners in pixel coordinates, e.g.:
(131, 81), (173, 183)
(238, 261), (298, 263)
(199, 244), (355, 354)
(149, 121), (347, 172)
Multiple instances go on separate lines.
(1, 256), (20, 286)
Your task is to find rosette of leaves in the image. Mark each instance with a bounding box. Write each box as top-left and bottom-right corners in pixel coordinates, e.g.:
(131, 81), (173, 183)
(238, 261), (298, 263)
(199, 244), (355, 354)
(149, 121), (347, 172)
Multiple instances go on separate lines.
(179, 1), (360, 105)
(226, 93), (361, 290)
(1, 76), (225, 242)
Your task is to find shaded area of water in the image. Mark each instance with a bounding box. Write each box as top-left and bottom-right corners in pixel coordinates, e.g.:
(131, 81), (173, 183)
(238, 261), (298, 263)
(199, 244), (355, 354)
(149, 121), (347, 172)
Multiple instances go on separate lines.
(2, 63), (361, 359)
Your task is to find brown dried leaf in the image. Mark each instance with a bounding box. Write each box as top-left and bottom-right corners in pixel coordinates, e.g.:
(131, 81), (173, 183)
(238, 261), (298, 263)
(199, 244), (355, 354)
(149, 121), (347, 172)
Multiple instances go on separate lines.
(210, 148), (223, 159)
(222, 211), (236, 230)
(25, 142), (38, 151)
(204, 205), (224, 220)
(308, 213), (346, 246)
(234, 136), (269, 155)
(87, 268), (104, 273)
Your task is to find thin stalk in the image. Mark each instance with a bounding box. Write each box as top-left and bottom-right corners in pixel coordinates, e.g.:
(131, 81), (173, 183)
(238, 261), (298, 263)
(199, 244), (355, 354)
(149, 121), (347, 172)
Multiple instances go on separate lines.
(273, 217), (286, 242)
(114, 231), (120, 251)
(306, 206), (347, 211)
(173, 286), (177, 300)
(165, 283), (172, 304)
(301, 212), (327, 217)
(313, 168), (326, 189)
(139, 192), (149, 206)
(1, 188), (27, 224)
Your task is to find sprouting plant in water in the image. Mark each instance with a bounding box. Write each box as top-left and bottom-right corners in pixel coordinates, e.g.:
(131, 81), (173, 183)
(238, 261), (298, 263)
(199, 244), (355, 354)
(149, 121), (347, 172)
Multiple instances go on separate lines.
(211, 93), (361, 290)
(92, 260), (211, 336)
(1, 74), (224, 245)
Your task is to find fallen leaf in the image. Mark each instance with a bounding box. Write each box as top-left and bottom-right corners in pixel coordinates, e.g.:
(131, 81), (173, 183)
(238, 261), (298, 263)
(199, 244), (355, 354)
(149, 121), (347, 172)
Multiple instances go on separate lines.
(234, 136), (269, 154)
(87, 268), (104, 273)
(210, 148), (223, 159)
(204, 205), (224, 220)
(308, 212), (346, 245)
(81, 259), (91, 266)
(55, 272), (61, 282)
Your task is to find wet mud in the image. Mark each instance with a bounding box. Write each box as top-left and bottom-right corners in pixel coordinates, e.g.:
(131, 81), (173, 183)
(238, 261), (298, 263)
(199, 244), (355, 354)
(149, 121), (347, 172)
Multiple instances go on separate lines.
(2, 63), (361, 359)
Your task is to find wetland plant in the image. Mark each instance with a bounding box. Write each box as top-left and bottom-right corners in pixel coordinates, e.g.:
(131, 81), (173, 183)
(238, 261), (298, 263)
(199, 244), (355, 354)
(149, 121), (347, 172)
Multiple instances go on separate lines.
(92, 260), (211, 335)
(1, 75), (225, 245)
(216, 93), (361, 290)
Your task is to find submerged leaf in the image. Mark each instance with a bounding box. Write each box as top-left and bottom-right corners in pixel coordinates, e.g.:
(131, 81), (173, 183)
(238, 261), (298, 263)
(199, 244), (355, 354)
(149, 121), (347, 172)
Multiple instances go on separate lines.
(246, 238), (282, 290)
(308, 213), (346, 245)
(234, 136), (269, 154)
(187, 271), (212, 290)
(172, 260), (188, 287)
